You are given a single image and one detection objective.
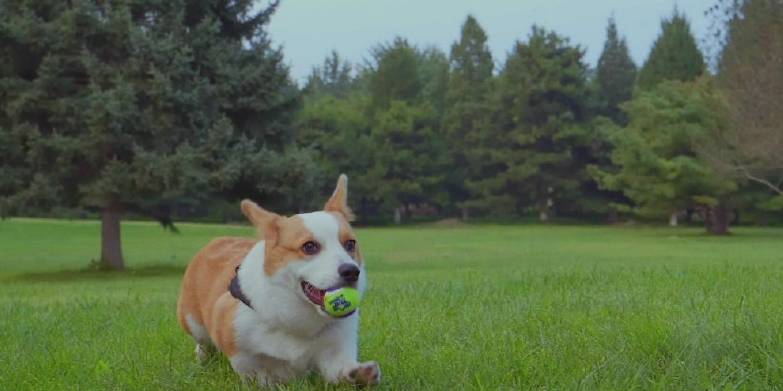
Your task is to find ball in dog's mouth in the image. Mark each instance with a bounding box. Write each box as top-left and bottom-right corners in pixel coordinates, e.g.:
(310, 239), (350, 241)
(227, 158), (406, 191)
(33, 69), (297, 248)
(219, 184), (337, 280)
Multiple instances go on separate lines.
(301, 280), (325, 306)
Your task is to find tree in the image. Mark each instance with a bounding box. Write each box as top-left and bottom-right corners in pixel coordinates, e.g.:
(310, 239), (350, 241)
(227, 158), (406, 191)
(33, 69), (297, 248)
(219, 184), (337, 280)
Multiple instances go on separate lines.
(0, 0), (304, 269)
(298, 42), (450, 223)
(637, 10), (706, 90)
(442, 15), (495, 219)
(594, 78), (738, 234)
(700, 0), (783, 209)
(364, 101), (449, 223)
(295, 91), (375, 216)
(595, 17), (637, 125)
(366, 38), (422, 115)
(416, 46), (450, 121)
(466, 27), (592, 221)
(304, 50), (354, 98)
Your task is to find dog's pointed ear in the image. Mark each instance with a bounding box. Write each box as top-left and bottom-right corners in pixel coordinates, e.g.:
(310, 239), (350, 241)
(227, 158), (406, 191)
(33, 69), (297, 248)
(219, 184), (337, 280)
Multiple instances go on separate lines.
(324, 174), (355, 221)
(241, 199), (281, 240)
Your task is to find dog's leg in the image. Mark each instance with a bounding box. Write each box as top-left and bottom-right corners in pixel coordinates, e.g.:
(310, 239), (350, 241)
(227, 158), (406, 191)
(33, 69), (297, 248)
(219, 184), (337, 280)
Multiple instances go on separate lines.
(231, 352), (299, 386)
(314, 317), (381, 386)
(194, 343), (215, 363)
(230, 352), (263, 382)
(317, 355), (381, 386)
(344, 361), (381, 386)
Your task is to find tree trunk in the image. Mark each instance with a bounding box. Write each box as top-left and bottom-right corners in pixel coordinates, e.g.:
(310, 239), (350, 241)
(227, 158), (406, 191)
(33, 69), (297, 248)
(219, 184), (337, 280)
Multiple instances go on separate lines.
(393, 206), (402, 225)
(539, 196), (554, 222)
(705, 206), (730, 235)
(685, 208), (694, 223)
(461, 207), (469, 221)
(101, 204), (125, 270)
(669, 212), (678, 227)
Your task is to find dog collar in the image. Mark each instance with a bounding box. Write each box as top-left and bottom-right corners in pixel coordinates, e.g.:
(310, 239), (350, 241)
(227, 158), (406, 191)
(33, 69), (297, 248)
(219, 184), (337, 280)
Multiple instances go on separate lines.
(229, 266), (253, 309)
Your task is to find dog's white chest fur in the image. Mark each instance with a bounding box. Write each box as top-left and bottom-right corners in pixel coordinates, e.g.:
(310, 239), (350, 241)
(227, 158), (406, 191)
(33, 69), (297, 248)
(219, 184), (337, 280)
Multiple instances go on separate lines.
(229, 240), (362, 384)
(177, 176), (380, 386)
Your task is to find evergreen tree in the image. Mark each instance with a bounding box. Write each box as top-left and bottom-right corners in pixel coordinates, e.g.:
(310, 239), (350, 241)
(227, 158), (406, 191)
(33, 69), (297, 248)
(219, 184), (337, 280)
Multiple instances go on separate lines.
(367, 38), (422, 115)
(0, 0), (305, 269)
(362, 39), (450, 222)
(417, 46), (450, 120)
(299, 40), (449, 223)
(442, 15), (494, 219)
(466, 27), (592, 220)
(585, 17), (639, 220)
(305, 50), (354, 98)
(295, 92), (375, 216)
(364, 101), (449, 223)
(595, 17), (637, 125)
(638, 10), (706, 90)
(595, 78), (738, 234)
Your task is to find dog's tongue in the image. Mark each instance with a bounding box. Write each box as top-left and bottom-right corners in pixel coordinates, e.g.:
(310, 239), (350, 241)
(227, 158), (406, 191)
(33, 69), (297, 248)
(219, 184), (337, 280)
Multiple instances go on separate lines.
(302, 281), (325, 305)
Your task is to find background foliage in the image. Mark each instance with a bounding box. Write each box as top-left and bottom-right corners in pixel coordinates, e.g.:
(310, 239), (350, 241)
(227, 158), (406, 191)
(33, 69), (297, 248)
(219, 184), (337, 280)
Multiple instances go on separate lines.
(1, 1), (782, 266)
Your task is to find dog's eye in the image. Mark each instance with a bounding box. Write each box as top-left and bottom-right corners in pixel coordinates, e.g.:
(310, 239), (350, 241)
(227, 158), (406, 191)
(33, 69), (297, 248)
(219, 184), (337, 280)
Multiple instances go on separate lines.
(343, 239), (356, 252)
(301, 241), (320, 255)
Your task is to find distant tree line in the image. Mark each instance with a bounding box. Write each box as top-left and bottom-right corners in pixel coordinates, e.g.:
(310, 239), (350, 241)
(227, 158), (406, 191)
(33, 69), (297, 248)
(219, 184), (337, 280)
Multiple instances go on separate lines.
(0, 0), (781, 269)
(299, 4), (782, 233)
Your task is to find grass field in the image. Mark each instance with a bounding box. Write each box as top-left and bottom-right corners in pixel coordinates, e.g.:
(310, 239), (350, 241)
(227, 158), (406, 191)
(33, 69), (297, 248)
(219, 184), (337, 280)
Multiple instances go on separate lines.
(1, 218), (782, 390)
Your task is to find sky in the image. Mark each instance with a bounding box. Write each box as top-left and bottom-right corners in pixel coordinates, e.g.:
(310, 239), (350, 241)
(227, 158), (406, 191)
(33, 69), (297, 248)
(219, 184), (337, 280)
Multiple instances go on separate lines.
(266, 0), (716, 82)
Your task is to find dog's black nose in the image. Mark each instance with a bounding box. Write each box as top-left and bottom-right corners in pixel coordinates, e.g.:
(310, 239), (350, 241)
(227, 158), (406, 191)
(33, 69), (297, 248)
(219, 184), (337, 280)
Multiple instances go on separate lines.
(338, 263), (360, 283)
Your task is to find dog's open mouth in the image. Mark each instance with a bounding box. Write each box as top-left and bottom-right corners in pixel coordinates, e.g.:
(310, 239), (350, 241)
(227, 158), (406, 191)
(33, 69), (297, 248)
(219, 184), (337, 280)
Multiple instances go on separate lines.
(301, 281), (325, 306)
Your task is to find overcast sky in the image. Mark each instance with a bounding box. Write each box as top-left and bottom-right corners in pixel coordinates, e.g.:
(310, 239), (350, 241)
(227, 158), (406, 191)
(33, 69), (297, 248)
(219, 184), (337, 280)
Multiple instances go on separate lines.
(266, 0), (716, 82)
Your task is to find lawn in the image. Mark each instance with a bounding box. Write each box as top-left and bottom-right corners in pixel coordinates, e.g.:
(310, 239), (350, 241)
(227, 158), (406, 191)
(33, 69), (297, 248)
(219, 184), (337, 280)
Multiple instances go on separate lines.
(1, 218), (782, 390)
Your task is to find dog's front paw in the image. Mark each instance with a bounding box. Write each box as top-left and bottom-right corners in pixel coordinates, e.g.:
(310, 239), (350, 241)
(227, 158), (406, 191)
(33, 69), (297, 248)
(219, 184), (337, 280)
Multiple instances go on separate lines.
(345, 361), (381, 386)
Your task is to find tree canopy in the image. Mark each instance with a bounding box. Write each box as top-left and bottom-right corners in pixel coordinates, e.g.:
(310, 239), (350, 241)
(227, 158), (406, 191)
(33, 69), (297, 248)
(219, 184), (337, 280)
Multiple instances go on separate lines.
(3, 2), (779, 251)
(442, 15), (495, 218)
(638, 10), (705, 90)
(595, 17), (637, 125)
(0, 0), (308, 268)
(595, 78), (737, 233)
(465, 26), (592, 220)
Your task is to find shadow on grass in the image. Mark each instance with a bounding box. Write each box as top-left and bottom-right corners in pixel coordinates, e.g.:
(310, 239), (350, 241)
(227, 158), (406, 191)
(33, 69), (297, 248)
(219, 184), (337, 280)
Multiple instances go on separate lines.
(642, 228), (783, 240)
(5, 264), (186, 283)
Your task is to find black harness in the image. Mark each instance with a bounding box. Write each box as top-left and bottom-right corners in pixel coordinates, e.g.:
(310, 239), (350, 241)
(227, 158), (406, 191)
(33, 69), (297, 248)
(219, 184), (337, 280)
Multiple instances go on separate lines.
(229, 266), (253, 309)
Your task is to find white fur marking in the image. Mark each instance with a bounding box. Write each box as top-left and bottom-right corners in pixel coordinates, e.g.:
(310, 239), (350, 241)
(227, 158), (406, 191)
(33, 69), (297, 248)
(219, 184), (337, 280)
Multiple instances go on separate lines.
(224, 212), (372, 385)
(186, 314), (210, 344)
(298, 212), (341, 244)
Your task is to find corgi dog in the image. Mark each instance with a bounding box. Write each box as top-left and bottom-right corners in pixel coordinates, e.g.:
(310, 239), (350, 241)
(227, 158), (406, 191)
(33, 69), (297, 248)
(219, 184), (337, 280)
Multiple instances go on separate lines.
(177, 175), (380, 386)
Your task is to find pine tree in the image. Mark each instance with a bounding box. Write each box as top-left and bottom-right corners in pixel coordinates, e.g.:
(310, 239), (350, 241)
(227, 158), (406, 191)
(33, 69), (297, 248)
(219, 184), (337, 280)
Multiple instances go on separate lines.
(362, 39), (450, 222)
(0, 0), (304, 269)
(595, 17), (637, 125)
(638, 10), (706, 90)
(442, 15), (494, 219)
(466, 27), (591, 220)
(364, 101), (449, 223)
(305, 50), (354, 98)
(296, 91), (375, 216)
(417, 46), (450, 121)
(595, 78), (738, 234)
(367, 38), (422, 115)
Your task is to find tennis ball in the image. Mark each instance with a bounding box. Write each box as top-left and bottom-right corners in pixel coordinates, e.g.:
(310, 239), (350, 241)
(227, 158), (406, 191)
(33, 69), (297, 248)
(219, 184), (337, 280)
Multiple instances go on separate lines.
(323, 287), (360, 318)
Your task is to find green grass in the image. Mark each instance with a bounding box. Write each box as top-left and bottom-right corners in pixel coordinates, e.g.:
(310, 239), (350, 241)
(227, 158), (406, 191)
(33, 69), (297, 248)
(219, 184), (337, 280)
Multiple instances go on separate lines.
(1, 218), (782, 390)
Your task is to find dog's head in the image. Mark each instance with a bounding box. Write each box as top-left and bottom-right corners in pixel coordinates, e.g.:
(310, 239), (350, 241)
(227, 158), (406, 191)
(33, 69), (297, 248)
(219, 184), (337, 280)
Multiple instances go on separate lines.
(240, 174), (364, 316)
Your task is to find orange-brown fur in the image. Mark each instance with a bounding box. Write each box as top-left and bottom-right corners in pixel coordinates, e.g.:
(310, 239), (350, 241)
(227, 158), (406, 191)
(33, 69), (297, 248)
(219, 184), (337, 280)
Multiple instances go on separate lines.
(329, 211), (363, 264)
(176, 237), (255, 356)
(263, 216), (315, 276)
(176, 215), (348, 357)
(324, 177), (355, 221)
(176, 174), (380, 386)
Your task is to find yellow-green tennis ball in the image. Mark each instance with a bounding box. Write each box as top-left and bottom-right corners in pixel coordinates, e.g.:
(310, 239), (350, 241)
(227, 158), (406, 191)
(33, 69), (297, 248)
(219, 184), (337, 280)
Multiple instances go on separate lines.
(323, 287), (360, 318)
